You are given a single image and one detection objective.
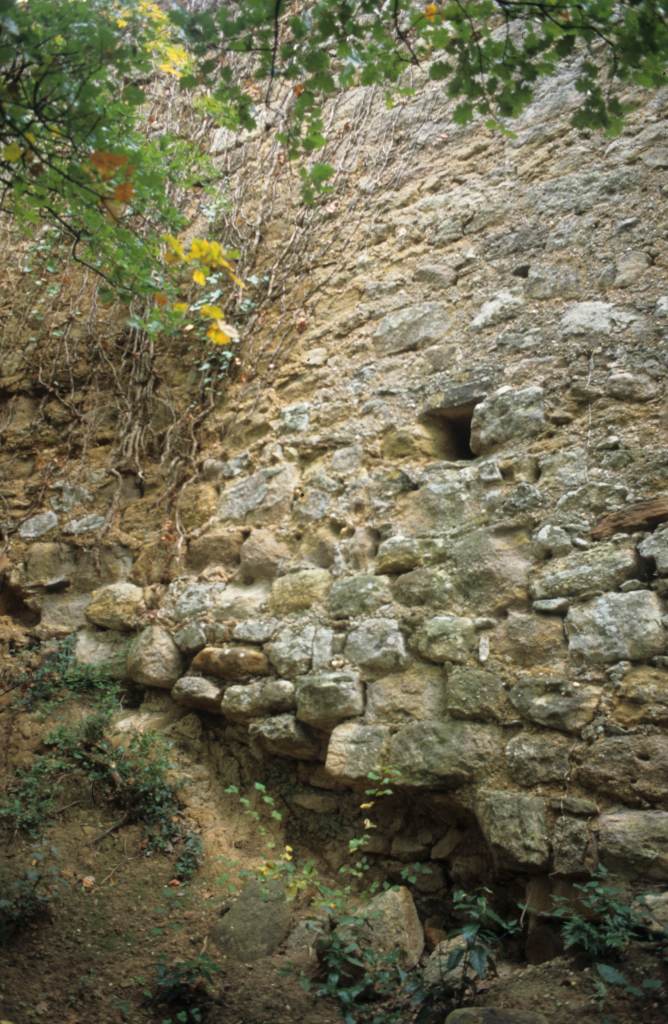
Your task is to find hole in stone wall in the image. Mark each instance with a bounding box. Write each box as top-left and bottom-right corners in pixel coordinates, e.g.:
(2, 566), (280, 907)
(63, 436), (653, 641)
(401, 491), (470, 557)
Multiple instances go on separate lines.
(0, 577), (41, 626)
(420, 404), (477, 461)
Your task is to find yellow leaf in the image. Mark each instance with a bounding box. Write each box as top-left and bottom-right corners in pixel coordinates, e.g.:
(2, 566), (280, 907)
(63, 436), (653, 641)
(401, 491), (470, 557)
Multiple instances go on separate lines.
(164, 233), (185, 260)
(192, 269), (207, 286)
(172, 302), (189, 313)
(200, 304), (225, 319)
(2, 142), (22, 162)
(424, 2), (439, 20)
(207, 325), (231, 345)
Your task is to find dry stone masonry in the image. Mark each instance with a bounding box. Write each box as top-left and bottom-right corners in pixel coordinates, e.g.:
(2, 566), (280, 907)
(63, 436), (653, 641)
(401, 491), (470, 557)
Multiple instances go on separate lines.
(2, 65), (667, 908)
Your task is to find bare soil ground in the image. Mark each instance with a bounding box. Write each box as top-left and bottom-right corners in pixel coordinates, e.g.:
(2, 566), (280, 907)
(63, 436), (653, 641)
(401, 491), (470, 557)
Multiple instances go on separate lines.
(1, 699), (666, 1024)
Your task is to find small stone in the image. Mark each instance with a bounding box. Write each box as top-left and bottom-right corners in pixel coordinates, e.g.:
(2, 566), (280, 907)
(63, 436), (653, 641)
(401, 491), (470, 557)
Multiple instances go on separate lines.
(411, 615), (476, 664)
(364, 887), (424, 968)
(19, 511), (58, 539)
(171, 676), (224, 713)
(470, 290), (523, 331)
(561, 301), (616, 335)
(62, 514), (106, 535)
(232, 618), (279, 643)
(613, 250), (651, 288)
(270, 569), (332, 613)
(191, 645), (270, 680)
(423, 936), (468, 991)
(470, 386), (545, 454)
(221, 679), (295, 721)
(533, 524), (572, 558)
(187, 528), (245, 572)
(373, 302), (446, 356)
(240, 529), (290, 582)
(328, 574), (392, 618)
(639, 524), (668, 575)
(344, 618), (408, 675)
(532, 598), (569, 614)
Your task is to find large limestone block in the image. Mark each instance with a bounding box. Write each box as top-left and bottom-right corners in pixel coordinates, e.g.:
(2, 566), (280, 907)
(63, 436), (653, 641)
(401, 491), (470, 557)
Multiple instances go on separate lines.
(450, 529), (531, 614)
(506, 733), (574, 785)
(476, 790), (550, 870)
(295, 671), (364, 729)
(492, 612), (567, 668)
(597, 811), (668, 880)
(530, 542), (637, 600)
(576, 735), (668, 806)
(470, 386), (545, 454)
(73, 627), (129, 681)
(566, 591), (665, 663)
(221, 679), (295, 721)
(23, 542), (73, 587)
(191, 644), (270, 680)
(270, 568), (332, 613)
(366, 665), (446, 723)
(387, 720), (503, 788)
(612, 666), (668, 726)
(373, 302), (446, 356)
(127, 625), (183, 688)
(411, 615), (476, 664)
(328, 574), (392, 618)
(249, 713), (321, 760)
(364, 887), (424, 968)
(265, 623), (317, 676)
(325, 722), (392, 781)
(344, 618), (408, 675)
(218, 464), (299, 523)
(167, 580), (270, 623)
(446, 666), (512, 723)
(375, 536), (422, 574)
(509, 677), (601, 733)
(171, 676), (225, 713)
(85, 582), (145, 631)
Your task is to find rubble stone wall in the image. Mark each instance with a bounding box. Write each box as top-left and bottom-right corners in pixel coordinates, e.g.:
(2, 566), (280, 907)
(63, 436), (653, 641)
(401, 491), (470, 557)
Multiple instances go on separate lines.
(2, 66), (668, 895)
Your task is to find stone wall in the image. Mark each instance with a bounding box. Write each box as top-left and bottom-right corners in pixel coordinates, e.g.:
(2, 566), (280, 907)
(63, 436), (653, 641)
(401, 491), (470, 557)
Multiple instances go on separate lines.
(2, 65), (668, 897)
